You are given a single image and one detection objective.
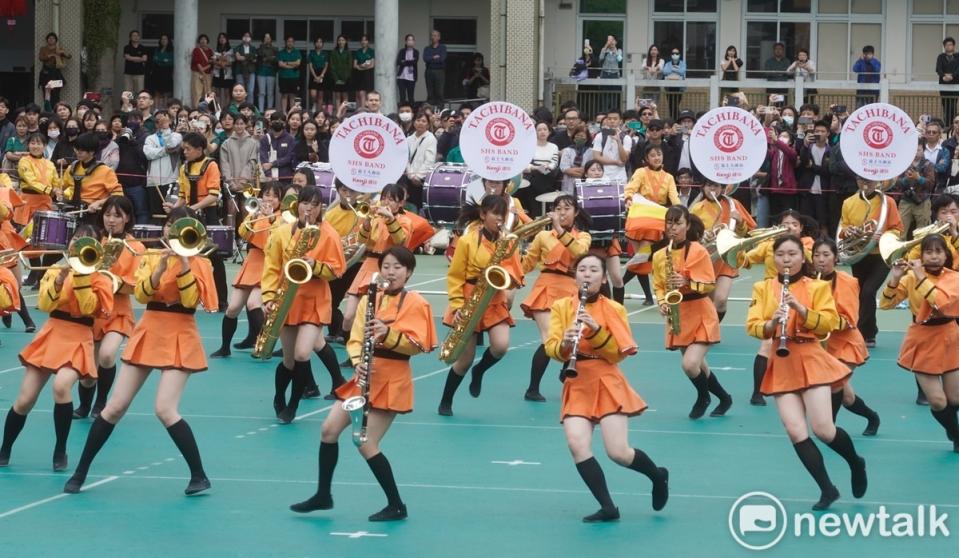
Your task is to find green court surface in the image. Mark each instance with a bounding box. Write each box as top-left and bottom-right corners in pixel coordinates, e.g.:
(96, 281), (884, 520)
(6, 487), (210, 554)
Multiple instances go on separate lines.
(0, 256), (956, 557)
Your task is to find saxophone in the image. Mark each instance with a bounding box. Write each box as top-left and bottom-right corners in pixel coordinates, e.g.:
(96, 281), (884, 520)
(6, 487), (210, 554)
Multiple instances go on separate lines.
(252, 224), (321, 359)
(439, 215), (552, 364)
(663, 240), (683, 335)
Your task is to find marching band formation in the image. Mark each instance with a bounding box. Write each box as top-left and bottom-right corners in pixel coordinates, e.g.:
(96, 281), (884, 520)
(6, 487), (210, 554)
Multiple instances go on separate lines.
(1, 102), (959, 526)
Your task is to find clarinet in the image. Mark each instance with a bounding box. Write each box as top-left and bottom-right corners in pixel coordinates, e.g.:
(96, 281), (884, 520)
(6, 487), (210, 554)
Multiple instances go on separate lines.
(560, 282), (590, 381)
(775, 267), (791, 357)
(356, 273), (384, 446)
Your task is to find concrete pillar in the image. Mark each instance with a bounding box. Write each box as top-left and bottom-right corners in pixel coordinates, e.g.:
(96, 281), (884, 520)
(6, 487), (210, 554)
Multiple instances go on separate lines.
(34, 0), (83, 105)
(174, 0), (198, 104)
(374, 0), (398, 113)
(489, 0), (541, 110)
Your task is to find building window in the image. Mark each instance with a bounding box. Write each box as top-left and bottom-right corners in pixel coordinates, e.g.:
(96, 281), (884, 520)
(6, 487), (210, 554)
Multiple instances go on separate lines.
(653, 20), (717, 78)
(746, 0), (810, 12)
(909, 1), (959, 80)
(744, 21), (810, 78)
(654, 0), (717, 11)
(223, 16), (371, 48)
(577, 1), (626, 75)
(140, 13), (174, 42)
(580, 0), (627, 14)
(433, 18), (478, 48)
(309, 20), (335, 43)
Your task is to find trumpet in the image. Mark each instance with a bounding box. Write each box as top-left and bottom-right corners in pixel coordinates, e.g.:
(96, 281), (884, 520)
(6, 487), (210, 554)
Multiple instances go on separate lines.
(18, 237), (104, 274)
(123, 217), (210, 258)
(244, 196), (260, 214)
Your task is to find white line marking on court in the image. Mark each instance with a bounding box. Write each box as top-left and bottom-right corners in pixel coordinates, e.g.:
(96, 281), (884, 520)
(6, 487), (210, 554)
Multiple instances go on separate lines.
(330, 531), (388, 538)
(711, 366), (745, 371)
(0, 366), (24, 375)
(123, 470), (135, 474)
(491, 460), (541, 466)
(407, 276), (446, 288)
(0, 476), (118, 519)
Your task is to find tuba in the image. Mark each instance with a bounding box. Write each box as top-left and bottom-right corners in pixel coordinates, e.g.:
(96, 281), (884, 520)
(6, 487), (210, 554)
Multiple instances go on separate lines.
(878, 221), (951, 266)
(439, 216), (552, 364)
(343, 272), (390, 447)
(836, 190), (888, 265)
(252, 224), (321, 359)
(663, 240), (683, 335)
(702, 191), (739, 261)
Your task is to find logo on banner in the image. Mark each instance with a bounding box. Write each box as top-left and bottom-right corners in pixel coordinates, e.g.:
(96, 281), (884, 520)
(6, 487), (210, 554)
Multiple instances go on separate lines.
(863, 121), (893, 150)
(354, 131), (385, 159)
(486, 118), (516, 147)
(714, 125), (744, 153)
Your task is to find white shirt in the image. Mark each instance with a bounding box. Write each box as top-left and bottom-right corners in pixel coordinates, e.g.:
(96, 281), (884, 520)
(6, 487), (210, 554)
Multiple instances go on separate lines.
(925, 141), (943, 165)
(810, 143), (826, 194)
(591, 132), (632, 182)
(400, 48), (415, 81)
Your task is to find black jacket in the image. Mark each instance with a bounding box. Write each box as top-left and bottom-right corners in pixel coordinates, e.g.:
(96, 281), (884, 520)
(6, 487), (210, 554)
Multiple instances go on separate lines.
(797, 142), (832, 193)
(395, 47), (420, 82)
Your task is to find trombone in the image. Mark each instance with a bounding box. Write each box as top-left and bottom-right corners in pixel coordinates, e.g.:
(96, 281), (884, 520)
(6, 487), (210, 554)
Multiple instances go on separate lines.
(17, 237), (104, 275)
(123, 217), (212, 258)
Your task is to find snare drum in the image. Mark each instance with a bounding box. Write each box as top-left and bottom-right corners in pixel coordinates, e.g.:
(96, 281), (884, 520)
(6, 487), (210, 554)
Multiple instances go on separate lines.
(422, 164), (477, 226)
(300, 162), (337, 206)
(29, 211), (77, 249)
(207, 225), (235, 257)
(576, 180), (624, 241)
(132, 224), (163, 240)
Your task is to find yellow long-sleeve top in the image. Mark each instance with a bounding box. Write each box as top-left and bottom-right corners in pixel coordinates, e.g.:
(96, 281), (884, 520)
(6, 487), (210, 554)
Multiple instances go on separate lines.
(359, 212), (412, 254)
(446, 226), (524, 312)
(652, 241), (716, 301)
(134, 254), (217, 310)
(879, 269), (957, 321)
(521, 228), (591, 274)
(261, 221), (345, 304)
(17, 155), (62, 195)
(0, 266), (19, 311)
(325, 203), (361, 238)
(238, 210), (278, 250)
(62, 161), (122, 204)
(545, 295), (636, 364)
(906, 236), (959, 269)
(741, 236), (814, 279)
(38, 270), (114, 319)
(690, 195), (756, 237)
(746, 275), (839, 341)
(839, 191), (904, 256)
(625, 167), (680, 206)
(346, 289), (438, 366)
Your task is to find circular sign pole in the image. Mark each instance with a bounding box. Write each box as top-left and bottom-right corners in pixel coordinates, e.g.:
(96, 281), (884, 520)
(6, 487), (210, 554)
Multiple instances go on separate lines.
(839, 103), (919, 181)
(459, 101), (538, 181)
(689, 107), (768, 185)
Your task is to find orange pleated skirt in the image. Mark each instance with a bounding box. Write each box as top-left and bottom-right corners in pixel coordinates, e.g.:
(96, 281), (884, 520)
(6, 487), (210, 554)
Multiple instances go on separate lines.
(284, 279), (333, 327)
(827, 327), (868, 367)
(761, 340), (850, 395)
(520, 272), (577, 318)
(19, 317), (96, 377)
(334, 357), (413, 414)
(233, 247), (264, 289)
(442, 282), (513, 332)
(589, 237), (623, 258)
(121, 310), (207, 372)
(347, 255), (381, 296)
(625, 211), (664, 243)
(0, 225), (27, 254)
(665, 295), (721, 350)
(897, 321), (959, 375)
(13, 193), (52, 227)
(93, 294), (135, 340)
(712, 257), (739, 279)
(560, 359), (647, 423)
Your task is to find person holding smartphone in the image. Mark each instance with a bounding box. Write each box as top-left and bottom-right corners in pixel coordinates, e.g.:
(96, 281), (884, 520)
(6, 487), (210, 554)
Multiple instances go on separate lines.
(38, 33), (71, 106)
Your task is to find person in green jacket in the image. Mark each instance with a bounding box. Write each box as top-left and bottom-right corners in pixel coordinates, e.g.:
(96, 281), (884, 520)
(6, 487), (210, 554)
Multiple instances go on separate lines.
(255, 33), (278, 112)
(277, 36), (302, 114)
(329, 35), (352, 108)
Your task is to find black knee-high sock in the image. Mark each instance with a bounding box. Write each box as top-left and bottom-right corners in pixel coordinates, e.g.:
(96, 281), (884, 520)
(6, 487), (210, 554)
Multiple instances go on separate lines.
(717, 310), (726, 323)
(931, 405), (959, 441)
(637, 274), (653, 300)
(94, 366), (116, 408)
(793, 438), (834, 492)
(706, 371), (729, 398)
(219, 316), (238, 349)
(622, 270), (635, 286)
(831, 391), (844, 422)
(440, 368), (465, 404)
(1, 408), (27, 455)
(612, 286), (625, 305)
(527, 344), (549, 393)
(288, 360), (311, 411)
(77, 383), (95, 411)
(274, 362), (292, 397)
(843, 395), (876, 418)
(16, 293), (33, 326)
(317, 441), (339, 497)
(315, 344), (346, 388)
(166, 419), (206, 479)
(53, 402), (73, 454)
(366, 452), (402, 506)
(73, 416), (116, 475)
(752, 355), (768, 394)
(825, 427), (860, 467)
(600, 282), (612, 299)
(471, 348), (501, 377)
(626, 448), (659, 481)
(575, 457), (616, 509)
(247, 307), (264, 341)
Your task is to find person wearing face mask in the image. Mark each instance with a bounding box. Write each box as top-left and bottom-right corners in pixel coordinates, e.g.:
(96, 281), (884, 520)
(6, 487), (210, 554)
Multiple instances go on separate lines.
(663, 49), (686, 120)
(259, 117), (295, 183)
(92, 122), (119, 171)
(52, 117), (80, 169)
(559, 124), (593, 194)
(234, 32), (257, 102)
(42, 118), (63, 160)
(395, 101), (415, 134)
(395, 34), (419, 105)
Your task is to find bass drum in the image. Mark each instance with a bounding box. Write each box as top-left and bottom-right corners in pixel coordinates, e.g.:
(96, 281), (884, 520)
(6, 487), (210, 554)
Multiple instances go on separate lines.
(298, 162), (337, 207)
(576, 179), (624, 241)
(422, 164), (478, 227)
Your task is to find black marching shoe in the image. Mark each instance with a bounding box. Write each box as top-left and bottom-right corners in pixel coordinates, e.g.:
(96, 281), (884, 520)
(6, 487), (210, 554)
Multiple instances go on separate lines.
(272, 349), (283, 358)
(72, 405), (91, 419)
(303, 386), (321, 399)
(53, 451), (68, 472)
(210, 347), (231, 358)
(916, 389), (929, 406)
(0, 450), (10, 467)
(812, 485), (840, 511)
(90, 403), (105, 419)
(652, 467), (669, 511)
(851, 457), (867, 499)
(710, 394), (732, 417)
(750, 392), (767, 406)
(63, 473), (86, 493)
(185, 475), (211, 495)
(273, 394), (286, 418)
(24, 321), (36, 333)
(437, 401), (453, 417)
(1, 314), (10, 328)
(583, 506), (620, 522)
(863, 411), (880, 436)
(323, 392), (338, 401)
(277, 407), (296, 424)
(290, 493), (333, 513)
(524, 389), (546, 402)
(368, 503), (408, 522)
(954, 439), (959, 453)
(233, 339), (254, 350)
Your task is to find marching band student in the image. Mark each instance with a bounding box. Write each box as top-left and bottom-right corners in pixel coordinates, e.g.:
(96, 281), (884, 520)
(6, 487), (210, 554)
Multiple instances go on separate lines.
(652, 206), (732, 418)
(290, 246), (436, 521)
(14, 132), (61, 227)
(880, 234), (959, 453)
(908, 194), (959, 266)
(261, 185), (346, 423)
(690, 180), (756, 321)
(74, 197), (142, 419)
(519, 195), (591, 402)
(483, 177), (531, 228)
(0, 172), (34, 332)
(740, 209), (814, 405)
(582, 160), (626, 304)
(64, 207), (218, 495)
(0, 262), (18, 322)
(0, 225), (113, 471)
(210, 182), (284, 357)
(746, 235), (867, 510)
(812, 238), (880, 436)
(839, 177), (903, 349)
(546, 253), (669, 522)
(324, 179), (365, 343)
(438, 195), (524, 416)
(61, 132), (124, 223)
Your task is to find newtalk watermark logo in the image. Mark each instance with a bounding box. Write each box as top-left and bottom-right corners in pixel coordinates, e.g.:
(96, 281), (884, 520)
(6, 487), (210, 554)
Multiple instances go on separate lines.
(728, 492), (950, 550)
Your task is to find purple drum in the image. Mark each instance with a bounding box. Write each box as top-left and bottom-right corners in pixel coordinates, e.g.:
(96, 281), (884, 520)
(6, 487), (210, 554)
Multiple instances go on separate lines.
(30, 211), (76, 249)
(576, 179), (624, 240)
(301, 162), (336, 206)
(207, 225), (235, 257)
(132, 224), (163, 240)
(423, 164), (477, 226)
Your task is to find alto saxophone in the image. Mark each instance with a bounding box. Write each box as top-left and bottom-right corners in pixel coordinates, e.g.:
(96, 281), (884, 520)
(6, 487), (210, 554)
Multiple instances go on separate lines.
(439, 215), (552, 364)
(664, 240), (683, 335)
(252, 224), (321, 359)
